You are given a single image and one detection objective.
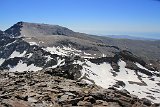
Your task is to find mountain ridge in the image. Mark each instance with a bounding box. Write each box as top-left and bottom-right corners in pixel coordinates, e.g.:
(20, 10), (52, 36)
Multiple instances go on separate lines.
(0, 22), (160, 104)
(2, 21), (160, 61)
(4, 21), (89, 38)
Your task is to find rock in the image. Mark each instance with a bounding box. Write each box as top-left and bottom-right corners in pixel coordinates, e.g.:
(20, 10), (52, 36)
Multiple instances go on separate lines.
(45, 88), (60, 93)
(1, 99), (31, 107)
(28, 97), (38, 103)
(59, 94), (69, 101)
(76, 81), (88, 87)
(107, 102), (122, 107)
(125, 61), (138, 70)
(102, 101), (108, 106)
(141, 98), (152, 106)
(65, 92), (76, 98)
(45, 64), (82, 80)
(77, 101), (92, 107)
(37, 83), (47, 87)
(42, 94), (51, 101)
(95, 100), (104, 105)
(113, 81), (125, 88)
(84, 96), (96, 104)
(62, 104), (72, 107)
(15, 94), (28, 101)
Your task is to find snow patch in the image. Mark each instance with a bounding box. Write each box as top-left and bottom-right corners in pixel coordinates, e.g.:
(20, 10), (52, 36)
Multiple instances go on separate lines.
(29, 42), (39, 46)
(83, 52), (91, 55)
(43, 46), (82, 56)
(76, 60), (116, 88)
(6, 40), (17, 47)
(10, 51), (27, 58)
(39, 41), (44, 43)
(102, 54), (106, 57)
(0, 58), (5, 65)
(117, 60), (160, 103)
(136, 63), (155, 73)
(45, 55), (53, 62)
(27, 53), (33, 58)
(117, 60), (141, 83)
(50, 57), (65, 68)
(43, 46), (94, 58)
(8, 60), (42, 72)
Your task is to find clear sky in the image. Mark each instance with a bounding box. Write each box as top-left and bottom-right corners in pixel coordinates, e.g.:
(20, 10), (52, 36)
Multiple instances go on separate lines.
(0, 0), (160, 39)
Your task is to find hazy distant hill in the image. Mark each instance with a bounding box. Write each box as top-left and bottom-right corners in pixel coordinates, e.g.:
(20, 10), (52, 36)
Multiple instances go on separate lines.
(104, 35), (158, 40)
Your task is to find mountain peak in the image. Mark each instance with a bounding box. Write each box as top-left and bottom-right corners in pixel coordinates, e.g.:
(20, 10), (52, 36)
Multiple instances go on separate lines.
(5, 21), (75, 37)
(4, 21), (23, 37)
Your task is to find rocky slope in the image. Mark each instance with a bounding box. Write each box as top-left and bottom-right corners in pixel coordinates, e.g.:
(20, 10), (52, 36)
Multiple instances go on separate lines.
(0, 22), (160, 105)
(0, 70), (159, 107)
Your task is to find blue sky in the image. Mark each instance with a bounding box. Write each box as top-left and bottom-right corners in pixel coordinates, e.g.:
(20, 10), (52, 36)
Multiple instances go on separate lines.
(0, 0), (160, 39)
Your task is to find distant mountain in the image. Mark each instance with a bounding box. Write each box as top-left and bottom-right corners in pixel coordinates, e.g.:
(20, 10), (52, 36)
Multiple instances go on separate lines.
(104, 35), (157, 40)
(0, 21), (160, 104)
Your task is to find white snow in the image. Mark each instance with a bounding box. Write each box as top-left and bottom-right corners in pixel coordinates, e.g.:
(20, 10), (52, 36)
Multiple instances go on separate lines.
(136, 62), (158, 74)
(116, 60), (160, 103)
(27, 53), (33, 58)
(45, 55), (53, 62)
(83, 56), (95, 59)
(43, 46), (82, 56)
(84, 52), (91, 55)
(75, 60), (116, 88)
(0, 58), (5, 65)
(44, 46), (95, 59)
(39, 41), (44, 43)
(50, 57), (65, 68)
(82, 52), (94, 58)
(117, 60), (141, 83)
(6, 40), (17, 47)
(8, 60), (42, 72)
(44, 46), (65, 56)
(75, 60), (141, 89)
(29, 42), (39, 46)
(136, 63), (150, 71)
(10, 51), (27, 58)
(102, 54), (106, 57)
(75, 59), (160, 103)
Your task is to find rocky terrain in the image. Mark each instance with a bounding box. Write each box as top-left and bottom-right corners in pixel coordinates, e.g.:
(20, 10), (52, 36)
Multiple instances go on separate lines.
(0, 70), (159, 107)
(0, 22), (160, 106)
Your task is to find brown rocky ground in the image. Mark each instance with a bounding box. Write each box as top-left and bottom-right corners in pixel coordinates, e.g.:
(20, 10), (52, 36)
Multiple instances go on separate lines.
(0, 70), (159, 107)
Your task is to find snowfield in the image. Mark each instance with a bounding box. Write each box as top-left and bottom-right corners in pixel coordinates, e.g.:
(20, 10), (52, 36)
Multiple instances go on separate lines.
(10, 51), (27, 58)
(29, 42), (39, 46)
(74, 60), (160, 103)
(43, 45), (94, 58)
(0, 58), (5, 66)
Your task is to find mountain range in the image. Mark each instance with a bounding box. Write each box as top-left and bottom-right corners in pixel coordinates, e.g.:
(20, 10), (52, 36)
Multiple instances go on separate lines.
(0, 22), (160, 106)
(104, 35), (159, 41)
